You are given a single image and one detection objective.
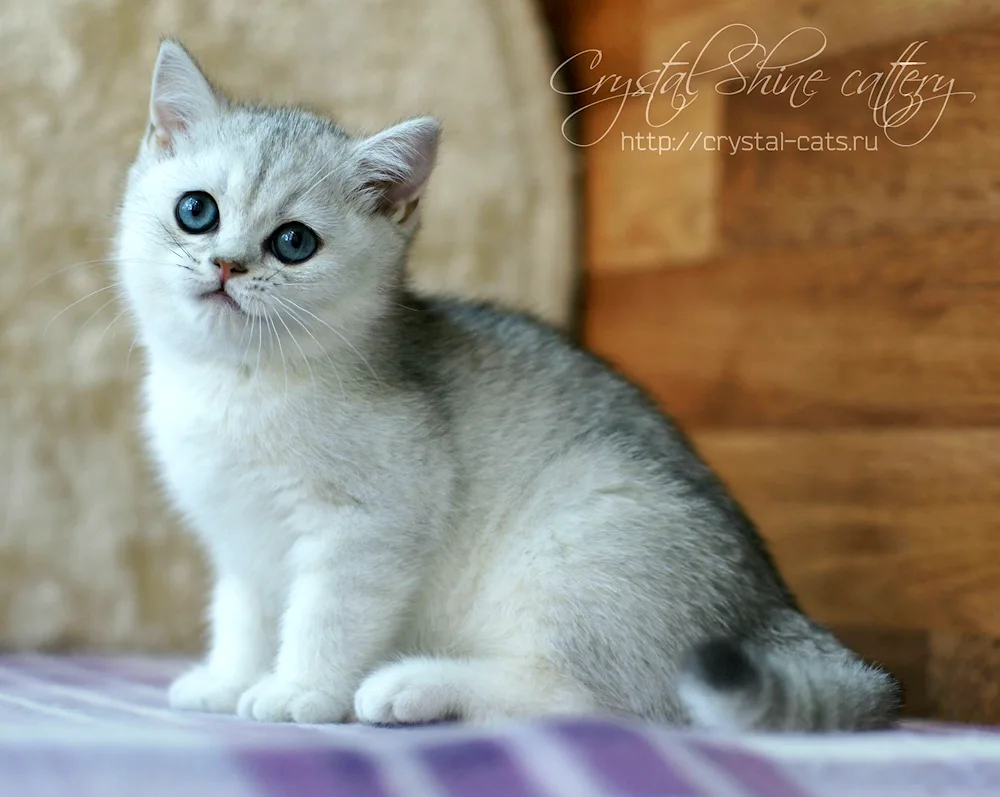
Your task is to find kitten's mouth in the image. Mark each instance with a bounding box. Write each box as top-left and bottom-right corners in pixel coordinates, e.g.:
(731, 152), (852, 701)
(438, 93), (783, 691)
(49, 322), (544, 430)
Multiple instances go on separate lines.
(201, 288), (242, 313)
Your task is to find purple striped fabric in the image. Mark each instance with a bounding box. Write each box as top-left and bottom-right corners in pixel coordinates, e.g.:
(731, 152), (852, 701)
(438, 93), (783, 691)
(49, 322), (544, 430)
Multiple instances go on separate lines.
(2, 655), (1000, 797)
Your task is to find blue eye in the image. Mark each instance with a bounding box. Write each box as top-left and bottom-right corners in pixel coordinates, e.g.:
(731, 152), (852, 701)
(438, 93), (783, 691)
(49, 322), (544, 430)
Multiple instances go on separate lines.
(175, 191), (219, 234)
(269, 222), (318, 264)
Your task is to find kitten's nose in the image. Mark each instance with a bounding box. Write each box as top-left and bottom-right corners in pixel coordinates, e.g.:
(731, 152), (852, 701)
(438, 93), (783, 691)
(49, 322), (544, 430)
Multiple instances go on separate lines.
(213, 258), (247, 284)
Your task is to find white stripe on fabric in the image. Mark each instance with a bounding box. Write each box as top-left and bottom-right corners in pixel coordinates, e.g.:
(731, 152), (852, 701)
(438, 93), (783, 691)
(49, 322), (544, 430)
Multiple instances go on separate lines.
(0, 688), (100, 724)
(503, 725), (608, 797)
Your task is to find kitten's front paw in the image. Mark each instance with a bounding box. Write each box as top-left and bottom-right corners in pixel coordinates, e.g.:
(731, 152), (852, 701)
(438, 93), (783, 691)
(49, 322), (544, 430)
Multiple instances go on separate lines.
(236, 674), (352, 723)
(169, 665), (258, 714)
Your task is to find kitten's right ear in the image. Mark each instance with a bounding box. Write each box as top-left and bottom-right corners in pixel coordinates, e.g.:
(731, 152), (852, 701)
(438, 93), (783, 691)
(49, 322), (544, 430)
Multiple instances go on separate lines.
(148, 40), (221, 151)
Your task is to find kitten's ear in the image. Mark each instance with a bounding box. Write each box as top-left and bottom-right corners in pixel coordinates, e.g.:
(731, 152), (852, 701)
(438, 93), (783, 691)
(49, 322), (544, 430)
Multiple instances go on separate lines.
(350, 117), (440, 225)
(148, 40), (221, 151)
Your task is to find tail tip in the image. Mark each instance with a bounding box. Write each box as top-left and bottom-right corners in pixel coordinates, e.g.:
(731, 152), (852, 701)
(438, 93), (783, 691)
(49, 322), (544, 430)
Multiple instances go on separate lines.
(684, 638), (759, 693)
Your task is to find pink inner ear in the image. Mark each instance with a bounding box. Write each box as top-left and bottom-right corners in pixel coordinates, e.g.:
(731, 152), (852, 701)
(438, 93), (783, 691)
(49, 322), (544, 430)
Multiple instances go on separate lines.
(385, 144), (436, 204)
(151, 103), (187, 147)
(355, 118), (440, 211)
(148, 41), (220, 149)
(153, 102), (183, 130)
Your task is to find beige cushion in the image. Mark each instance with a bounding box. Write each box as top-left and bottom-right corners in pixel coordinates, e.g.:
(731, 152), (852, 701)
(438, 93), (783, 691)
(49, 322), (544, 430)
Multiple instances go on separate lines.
(0, 0), (576, 651)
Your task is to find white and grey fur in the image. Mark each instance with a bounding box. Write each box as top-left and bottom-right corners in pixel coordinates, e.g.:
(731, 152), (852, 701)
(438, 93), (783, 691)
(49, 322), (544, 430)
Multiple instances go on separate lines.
(115, 40), (900, 731)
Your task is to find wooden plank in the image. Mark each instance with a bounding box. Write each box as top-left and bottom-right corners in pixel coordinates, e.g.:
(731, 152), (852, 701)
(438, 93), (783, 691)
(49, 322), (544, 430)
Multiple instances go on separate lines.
(583, 225), (1000, 429)
(583, 94), (721, 272)
(549, 0), (646, 82)
(722, 25), (1000, 251)
(545, 0), (723, 272)
(647, 0), (1000, 72)
(551, 4), (1000, 273)
(692, 429), (1000, 638)
(929, 632), (1000, 725)
(549, 0), (1000, 74)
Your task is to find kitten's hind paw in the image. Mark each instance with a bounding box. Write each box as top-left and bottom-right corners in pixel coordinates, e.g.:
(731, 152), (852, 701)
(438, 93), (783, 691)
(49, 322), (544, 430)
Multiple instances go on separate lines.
(354, 659), (459, 725)
(168, 665), (257, 714)
(355, 657), (597, 726)
(236, 674), (352, 724)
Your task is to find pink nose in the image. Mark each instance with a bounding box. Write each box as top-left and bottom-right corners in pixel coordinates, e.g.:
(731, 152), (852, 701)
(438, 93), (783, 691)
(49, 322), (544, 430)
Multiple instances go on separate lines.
(214, 258), (247, 284)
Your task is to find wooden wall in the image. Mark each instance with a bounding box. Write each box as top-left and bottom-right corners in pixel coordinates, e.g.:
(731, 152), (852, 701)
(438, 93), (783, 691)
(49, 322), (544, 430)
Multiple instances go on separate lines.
(543, 0), (1000, 722)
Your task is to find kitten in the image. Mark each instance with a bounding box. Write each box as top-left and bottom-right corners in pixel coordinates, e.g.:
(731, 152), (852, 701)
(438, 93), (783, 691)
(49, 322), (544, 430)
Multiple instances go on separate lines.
(115, 39), (900, 730)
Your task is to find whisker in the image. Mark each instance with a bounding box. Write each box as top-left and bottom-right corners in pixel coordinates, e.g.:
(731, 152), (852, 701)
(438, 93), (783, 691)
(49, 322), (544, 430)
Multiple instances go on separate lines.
(20, 259), (118, 299)
(280, 298), (382, 390)
(160, 222), (195, 261)
(236, 305), (253, 352)
(271, 303), (315, 389)
(44, 284), (119, 337)
(299, 157), (340, 201)
(71, 296), (119, 350)
(255, 309), (264, 376)
(116, 218), (192, 264)
(241, 312), (255, 364)
(273, 296), (346, 399)
(124, 333), (140, 377)
(91, 308), (130, 355)
(136, 186), (198, 263)
(266, 313), (289, 402)
(21, 253), (195, 306)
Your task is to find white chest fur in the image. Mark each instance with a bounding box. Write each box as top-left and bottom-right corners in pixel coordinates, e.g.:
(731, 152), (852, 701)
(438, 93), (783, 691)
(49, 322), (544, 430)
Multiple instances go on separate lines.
(142, 360), (325, 576)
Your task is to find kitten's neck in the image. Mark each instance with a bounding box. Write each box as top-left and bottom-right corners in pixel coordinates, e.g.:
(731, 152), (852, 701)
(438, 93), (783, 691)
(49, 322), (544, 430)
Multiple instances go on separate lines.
(143, 287), (410, 395)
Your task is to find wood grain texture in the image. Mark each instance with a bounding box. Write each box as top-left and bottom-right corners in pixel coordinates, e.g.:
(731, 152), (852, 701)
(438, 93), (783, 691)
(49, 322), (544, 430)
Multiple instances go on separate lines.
(545, 0), (1000, 70)
(929, 632), (1000, 725)
(647, 0), (1000, 71)
(583, 95), (722, 272)
(549, 0), (1000, 723)
(584, 225), (1000, 429)
(692, 428), (1000, 637)
(545, 0), (723, 272)
(545, 0), (644, 81)
(550, 5), (1000, 272)
(722, 25), (1000, 251)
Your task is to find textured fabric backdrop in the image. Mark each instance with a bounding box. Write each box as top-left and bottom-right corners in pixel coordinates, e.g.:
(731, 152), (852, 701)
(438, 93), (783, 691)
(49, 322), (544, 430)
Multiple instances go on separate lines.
(0, 0), (577, 652)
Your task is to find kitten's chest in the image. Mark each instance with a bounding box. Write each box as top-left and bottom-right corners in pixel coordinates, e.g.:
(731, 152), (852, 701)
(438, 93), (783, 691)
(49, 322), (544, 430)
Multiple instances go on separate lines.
(142, 366), (325, 528)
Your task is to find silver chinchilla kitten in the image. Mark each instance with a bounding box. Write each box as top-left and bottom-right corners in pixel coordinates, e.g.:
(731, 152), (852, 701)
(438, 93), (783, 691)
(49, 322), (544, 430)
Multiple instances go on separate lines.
(114, 40), (899, 730)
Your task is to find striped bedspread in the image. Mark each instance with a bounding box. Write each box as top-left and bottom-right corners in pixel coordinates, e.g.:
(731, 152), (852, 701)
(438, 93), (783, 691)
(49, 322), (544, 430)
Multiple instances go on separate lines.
(2, 654), (999, 796)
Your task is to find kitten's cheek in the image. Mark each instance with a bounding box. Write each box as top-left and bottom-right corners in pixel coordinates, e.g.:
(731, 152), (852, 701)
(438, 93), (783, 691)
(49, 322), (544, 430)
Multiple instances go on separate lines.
(236, 674), (353, 724)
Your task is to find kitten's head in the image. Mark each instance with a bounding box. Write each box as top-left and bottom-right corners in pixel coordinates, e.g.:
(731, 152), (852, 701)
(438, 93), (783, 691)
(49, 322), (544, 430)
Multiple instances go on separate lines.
(116, 40), (439, 366)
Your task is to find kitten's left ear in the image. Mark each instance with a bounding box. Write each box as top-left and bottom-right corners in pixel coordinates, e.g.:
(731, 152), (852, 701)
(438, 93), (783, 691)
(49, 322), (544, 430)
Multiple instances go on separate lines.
(148, 39), (222, 151)
(350, 117), (440, 226)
